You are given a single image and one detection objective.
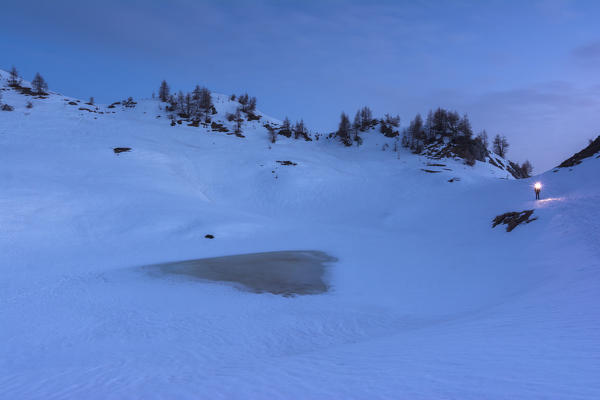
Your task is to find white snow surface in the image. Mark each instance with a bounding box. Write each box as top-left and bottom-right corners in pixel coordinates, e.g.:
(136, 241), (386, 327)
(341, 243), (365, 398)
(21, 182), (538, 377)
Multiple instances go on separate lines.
(1, 73), (599, 399)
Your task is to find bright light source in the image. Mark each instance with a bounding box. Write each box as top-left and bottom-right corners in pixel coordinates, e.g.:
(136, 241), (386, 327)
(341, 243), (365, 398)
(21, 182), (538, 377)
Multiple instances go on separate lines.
(534, 182), (542, 190)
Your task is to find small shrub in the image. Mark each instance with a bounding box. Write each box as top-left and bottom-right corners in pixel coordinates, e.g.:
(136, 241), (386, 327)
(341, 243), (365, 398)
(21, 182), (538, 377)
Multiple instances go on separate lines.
(246, 112), (261, 121)
(122, 97), (136, 108)
(1, 104), (14, 111)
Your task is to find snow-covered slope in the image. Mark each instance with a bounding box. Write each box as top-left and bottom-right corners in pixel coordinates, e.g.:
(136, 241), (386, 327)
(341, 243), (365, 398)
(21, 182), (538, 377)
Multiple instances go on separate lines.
(1, 73), (599, 399)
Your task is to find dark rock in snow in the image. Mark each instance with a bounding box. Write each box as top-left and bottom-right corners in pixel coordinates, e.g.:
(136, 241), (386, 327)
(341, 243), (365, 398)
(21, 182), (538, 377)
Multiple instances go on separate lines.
(492, 210), (537, 232)
(276, 160), (297, 166)
(211, 122), (229, 132)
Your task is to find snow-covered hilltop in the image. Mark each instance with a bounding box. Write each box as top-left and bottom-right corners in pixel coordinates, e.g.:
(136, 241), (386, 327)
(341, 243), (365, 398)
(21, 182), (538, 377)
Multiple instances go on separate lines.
(0, 68), (527, 179)
(1, 69), (599, 399)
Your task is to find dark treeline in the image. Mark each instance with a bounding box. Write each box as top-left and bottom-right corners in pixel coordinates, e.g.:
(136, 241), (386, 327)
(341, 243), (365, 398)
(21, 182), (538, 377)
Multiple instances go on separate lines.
(403, 108), (532, 176)
(158, 80), (215, 124)
(4, 66), (48, 95)
(224, 93), (260, 136)
(155, 79), (531, 178)
(1, 66), (48, 111)
(9, 67), (48, 95)
(158, 80), (282, 138)
(335, 106), (401, 147)
(403, 108), (476, 154)
(0, 68), (534, 177)
(265, 116), (311, 144)
(158, 80), (315, 142)
(333, 106), (533, 177)
(403, 107), (532, 176)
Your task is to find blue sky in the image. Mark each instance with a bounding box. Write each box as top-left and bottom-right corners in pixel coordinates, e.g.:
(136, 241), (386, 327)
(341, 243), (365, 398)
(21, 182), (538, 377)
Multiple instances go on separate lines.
(2, 0), (600, 170)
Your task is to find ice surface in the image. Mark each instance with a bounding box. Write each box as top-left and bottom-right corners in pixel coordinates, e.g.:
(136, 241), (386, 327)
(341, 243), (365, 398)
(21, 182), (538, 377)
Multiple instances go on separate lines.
(145, 250), (335, 295)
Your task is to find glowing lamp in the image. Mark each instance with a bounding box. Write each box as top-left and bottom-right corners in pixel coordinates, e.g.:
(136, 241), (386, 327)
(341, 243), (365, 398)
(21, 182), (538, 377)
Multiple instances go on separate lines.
(534, 182), (542, 190)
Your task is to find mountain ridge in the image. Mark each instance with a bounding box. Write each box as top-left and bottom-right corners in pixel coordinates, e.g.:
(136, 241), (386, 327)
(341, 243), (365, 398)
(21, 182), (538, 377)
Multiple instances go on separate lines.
(0, 68), (531, 179)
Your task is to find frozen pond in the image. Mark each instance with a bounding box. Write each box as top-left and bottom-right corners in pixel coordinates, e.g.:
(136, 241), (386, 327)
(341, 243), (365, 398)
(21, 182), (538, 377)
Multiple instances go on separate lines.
(145, 250), (336, 296)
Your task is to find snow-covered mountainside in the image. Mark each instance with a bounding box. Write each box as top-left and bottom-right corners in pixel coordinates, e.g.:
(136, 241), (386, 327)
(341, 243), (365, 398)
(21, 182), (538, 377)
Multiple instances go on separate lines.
(0, 69), (524, 179)
(1, 72), (599, 399)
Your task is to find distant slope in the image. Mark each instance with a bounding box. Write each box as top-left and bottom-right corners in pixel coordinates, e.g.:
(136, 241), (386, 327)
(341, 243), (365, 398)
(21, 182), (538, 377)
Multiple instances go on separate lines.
(558, 135), (600, 168)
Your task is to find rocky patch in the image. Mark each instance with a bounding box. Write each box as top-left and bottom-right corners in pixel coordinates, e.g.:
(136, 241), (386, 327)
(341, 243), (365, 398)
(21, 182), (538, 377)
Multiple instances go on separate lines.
(558, 136), (600, 168)
(276, 160), (297, 166)
(211, 122), (229, 133)
(492, 210), (537, 232)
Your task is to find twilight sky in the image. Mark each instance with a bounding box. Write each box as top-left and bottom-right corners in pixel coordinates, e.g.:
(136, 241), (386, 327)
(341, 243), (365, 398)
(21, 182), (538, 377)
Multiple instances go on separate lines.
(2, 0), (599, 171)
